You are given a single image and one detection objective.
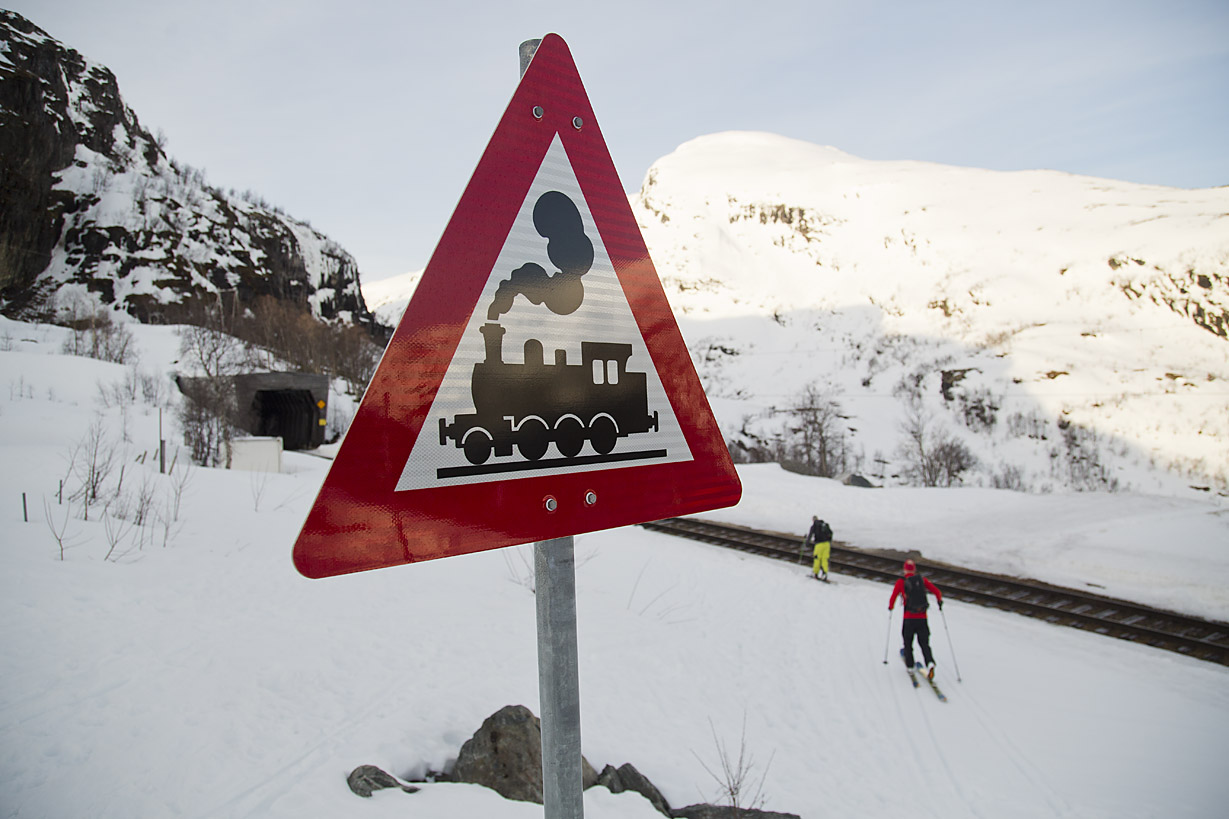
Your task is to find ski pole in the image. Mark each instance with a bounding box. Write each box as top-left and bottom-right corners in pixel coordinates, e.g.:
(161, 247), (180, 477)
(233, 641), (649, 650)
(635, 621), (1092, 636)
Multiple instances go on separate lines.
(881, 608), (893, 664)
(939, 604), (963, 682)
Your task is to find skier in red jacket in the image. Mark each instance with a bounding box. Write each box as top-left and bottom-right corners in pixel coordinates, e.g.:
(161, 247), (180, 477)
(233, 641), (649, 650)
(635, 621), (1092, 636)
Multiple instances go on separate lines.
(888, 559), (943, 679)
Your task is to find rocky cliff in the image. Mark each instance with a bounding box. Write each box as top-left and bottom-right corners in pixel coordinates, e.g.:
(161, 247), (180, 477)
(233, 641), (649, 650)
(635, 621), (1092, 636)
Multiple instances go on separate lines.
(0, 10), (377, 330)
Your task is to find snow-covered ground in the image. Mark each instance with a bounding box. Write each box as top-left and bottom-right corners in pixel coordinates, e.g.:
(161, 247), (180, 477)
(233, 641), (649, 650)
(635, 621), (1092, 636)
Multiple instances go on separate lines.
(2, 317), (1228, 818)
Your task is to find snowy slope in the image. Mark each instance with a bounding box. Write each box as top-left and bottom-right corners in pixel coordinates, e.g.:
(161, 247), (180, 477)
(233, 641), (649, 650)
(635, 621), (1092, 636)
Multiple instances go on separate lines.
(634, 132), (1229, 497)
(2, 317), (1228, 819)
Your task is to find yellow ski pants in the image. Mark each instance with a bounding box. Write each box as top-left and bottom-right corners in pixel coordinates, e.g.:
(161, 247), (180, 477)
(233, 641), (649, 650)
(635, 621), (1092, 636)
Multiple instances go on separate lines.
(812, 541), (831, 575)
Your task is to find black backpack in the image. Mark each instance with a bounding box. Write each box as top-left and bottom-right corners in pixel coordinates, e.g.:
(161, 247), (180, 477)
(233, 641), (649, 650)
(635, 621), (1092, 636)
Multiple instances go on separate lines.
(817, 521), (832, 542)
(903, 574), (928, 613)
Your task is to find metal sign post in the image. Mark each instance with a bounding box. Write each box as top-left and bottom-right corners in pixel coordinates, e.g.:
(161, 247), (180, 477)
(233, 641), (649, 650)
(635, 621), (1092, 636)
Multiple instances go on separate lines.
(535, 535), (584, 818)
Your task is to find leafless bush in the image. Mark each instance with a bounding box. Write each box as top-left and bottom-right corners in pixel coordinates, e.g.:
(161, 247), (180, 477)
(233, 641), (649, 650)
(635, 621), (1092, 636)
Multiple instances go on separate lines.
(96, 366), (143, 409)
(43, 496), (79, 560)
(140, 371), (168, 406)
(177, 320), (246, 380)
(59, 300), (136, 365)
(129, 472), (157, 526)
(992, 463), (1028, 491)
(178, 378), (235, 467)
(249, 469), (270, 512)
(957, 387), (1000, 433)
(897, 397), (977, 487)
(70, 417), (121, 520)
(152, 493), (183, 548)
(101, 511), (134, 562)
(168, 459), (194, 521)
(779, 382), (851, 477)
(1052, 416), (1119, 492)
(692, 715), (774, 810)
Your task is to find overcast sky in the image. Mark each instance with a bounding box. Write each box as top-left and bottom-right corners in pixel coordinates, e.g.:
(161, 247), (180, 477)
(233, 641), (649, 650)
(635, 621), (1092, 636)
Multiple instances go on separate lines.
(8, 0), (1228, 283)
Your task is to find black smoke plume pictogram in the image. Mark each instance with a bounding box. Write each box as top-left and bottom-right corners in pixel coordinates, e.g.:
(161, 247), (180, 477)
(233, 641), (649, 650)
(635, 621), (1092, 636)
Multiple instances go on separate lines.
(487, 190), (594, 320)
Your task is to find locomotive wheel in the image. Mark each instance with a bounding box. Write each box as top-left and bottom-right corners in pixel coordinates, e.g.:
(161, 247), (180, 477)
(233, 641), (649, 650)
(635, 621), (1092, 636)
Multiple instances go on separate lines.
(463, 431), (493, 465)
(589, 416), (617, 455)
(555, 417), (585, 458)
(517, 419), (549, 461)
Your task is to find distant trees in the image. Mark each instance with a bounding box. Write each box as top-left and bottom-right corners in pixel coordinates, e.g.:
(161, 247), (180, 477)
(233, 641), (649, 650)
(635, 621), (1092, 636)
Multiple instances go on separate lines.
(727, 382), (854, 478)
(896, 395), (977, 487)
(235, 296), (381, 396)
(782, 383), (851, 478)
(175, 303), (246, 467)
(171, 295), (383, 465)
(58, 296), (136, 365)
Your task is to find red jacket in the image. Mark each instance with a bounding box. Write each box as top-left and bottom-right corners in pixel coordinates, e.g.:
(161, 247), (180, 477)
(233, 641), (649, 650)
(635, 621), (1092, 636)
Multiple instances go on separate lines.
(889, 574), (942, 619)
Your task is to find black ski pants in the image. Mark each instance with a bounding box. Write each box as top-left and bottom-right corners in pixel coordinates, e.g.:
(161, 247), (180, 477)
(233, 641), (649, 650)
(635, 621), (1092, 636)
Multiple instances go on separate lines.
(902, 618), (934, 669)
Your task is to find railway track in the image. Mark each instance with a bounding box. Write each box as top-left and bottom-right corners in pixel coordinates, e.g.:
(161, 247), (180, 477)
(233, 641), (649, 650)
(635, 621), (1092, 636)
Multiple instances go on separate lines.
(639, 516), (1229, 667)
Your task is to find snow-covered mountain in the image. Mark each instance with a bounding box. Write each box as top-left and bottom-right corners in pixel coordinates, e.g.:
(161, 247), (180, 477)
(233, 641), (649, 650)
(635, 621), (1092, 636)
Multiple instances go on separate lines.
(366, 132), (1228, 497)
(637, 132), (1228, 496)
(0, 11), (376, 330)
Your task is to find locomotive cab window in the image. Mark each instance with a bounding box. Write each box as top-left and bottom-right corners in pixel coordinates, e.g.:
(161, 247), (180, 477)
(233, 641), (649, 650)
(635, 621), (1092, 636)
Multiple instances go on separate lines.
(592, 358), (619, 385)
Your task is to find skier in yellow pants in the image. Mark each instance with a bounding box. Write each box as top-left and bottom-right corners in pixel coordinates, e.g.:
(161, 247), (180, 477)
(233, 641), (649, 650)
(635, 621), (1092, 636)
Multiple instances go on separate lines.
(805, 516), (832, 582)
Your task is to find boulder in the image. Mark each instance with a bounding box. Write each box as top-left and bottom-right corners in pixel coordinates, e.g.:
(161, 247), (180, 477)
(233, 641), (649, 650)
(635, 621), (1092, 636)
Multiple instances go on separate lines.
(672, 805), (800, 819)
(345, 764), (419, 798)
(450, 704), (598, 803)
(597, 762), (672, 816)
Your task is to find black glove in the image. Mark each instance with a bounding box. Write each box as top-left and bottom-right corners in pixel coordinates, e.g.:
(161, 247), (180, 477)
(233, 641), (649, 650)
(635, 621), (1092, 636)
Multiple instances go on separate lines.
(938, 599), (944, 610)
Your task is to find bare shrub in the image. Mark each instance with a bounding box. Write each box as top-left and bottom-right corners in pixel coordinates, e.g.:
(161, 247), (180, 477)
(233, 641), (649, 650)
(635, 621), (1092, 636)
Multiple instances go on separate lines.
(992, 463), (1028, 491)
(1053, 415), (1119, 492)
(958, 387), (999, 433)
(177, 319), (246, 380)
(140, 371), (168, 406)
(59, 300), (136, 365)
(780, 382), (850, 477)
(897, 397), (977, 487)
(249, 469), (270, 512)
(178, 377), (235, 467)
(101, 512), (134, 562)
(168, 459), (194, 521)
(692, 715), (774, 810)
(70, 417), (121, 520)
(43, 496), (79, 560)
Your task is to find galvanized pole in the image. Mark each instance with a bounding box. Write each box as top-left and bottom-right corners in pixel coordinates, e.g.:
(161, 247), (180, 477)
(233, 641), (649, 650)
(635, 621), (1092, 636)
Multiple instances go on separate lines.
(535, 535), (584, 818)
(521, 36), (584, 819)
(519, 38), (541, 77)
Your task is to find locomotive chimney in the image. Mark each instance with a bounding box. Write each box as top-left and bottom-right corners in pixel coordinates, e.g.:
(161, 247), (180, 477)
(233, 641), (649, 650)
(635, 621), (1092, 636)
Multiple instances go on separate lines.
(479, 322), (505, 364)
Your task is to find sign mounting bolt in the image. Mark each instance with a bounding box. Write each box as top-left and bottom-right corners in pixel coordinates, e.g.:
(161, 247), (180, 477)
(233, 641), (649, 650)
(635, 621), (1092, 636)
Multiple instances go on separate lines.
(572, 116), (584, 130)
(584, 491), (597, 506)
(544, 496), (558, 513)
(533, 105), (544, 119)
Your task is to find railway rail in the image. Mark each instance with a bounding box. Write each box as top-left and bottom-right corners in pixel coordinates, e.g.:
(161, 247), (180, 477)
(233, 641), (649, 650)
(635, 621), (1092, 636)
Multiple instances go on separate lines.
(639, 516), (1229, 667)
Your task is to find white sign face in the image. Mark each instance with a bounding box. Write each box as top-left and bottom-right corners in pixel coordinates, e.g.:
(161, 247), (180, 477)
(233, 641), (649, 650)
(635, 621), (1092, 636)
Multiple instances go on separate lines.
(396, 136), (694, 491)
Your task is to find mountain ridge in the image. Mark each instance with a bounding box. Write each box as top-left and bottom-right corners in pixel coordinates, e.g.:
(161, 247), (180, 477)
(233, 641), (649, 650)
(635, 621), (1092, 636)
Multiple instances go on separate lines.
(0, 10), (377, 331)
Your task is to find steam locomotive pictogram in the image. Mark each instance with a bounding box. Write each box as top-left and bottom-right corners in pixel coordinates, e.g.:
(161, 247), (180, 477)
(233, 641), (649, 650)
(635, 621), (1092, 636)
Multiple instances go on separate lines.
(439, 321), (660, 465)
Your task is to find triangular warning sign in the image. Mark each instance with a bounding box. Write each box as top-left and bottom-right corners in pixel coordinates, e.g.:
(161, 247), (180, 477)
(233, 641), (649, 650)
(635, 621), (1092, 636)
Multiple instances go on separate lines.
(293, 34), (741, 578)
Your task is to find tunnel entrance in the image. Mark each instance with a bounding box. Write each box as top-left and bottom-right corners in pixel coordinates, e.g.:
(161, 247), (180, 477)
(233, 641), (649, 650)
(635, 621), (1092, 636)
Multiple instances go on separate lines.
(252, 389), (316, 451)
(176, 371), (329, 451)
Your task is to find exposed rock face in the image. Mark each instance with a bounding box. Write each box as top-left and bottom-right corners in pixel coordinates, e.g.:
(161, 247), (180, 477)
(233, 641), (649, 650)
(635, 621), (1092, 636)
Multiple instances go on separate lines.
(597, 762), (673, 817)
(672, 806), (801, 819)
(345, 765), (419, 798)
(0, 10), (377, 332)
(450, 704), (599, 803)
